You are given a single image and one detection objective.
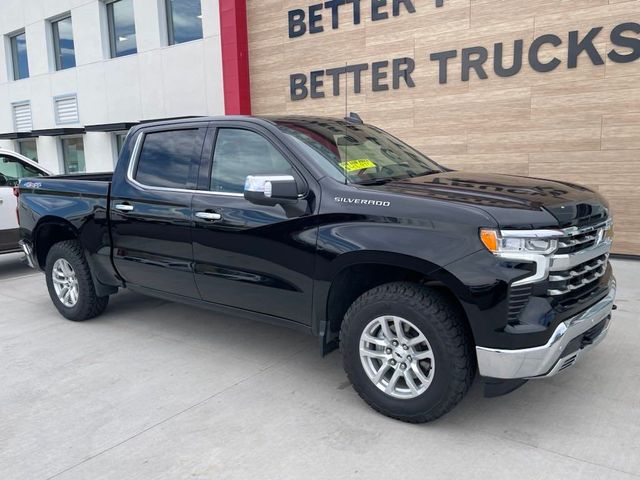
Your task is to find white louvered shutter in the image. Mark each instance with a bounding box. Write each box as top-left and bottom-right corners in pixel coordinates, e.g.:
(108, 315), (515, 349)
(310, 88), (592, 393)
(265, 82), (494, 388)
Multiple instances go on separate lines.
(13, 103), (32, 131)
(54, 95), (79, 124)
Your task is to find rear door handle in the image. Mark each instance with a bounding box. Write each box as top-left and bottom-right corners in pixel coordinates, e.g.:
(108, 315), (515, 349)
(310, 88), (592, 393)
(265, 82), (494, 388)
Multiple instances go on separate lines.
(115, 203), (134, 212)
(195, 211), (222, 221)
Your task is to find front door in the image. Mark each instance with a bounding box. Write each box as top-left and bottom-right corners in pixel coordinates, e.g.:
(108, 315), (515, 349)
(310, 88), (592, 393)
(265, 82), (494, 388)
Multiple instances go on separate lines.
(191, 125), (318, 324)
(109, 124), (206, 298)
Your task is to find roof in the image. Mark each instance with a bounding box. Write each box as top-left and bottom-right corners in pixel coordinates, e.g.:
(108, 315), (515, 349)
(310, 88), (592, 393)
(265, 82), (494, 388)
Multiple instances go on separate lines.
(132, 114), (356, 130)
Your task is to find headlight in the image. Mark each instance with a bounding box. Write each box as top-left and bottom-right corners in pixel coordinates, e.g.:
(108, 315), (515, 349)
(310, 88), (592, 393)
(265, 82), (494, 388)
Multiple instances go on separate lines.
(600, 220), (614, 245)
(480, 228), (561, 255)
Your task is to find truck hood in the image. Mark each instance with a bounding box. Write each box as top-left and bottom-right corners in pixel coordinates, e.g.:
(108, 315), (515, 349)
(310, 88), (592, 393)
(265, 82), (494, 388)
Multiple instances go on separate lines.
(380, 171), (610, 228)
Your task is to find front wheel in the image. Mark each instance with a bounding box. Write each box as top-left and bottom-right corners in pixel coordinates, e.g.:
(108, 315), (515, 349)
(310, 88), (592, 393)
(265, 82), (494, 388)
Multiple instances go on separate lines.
(45, 240), (109, 321)
(340, 282), (475, 423)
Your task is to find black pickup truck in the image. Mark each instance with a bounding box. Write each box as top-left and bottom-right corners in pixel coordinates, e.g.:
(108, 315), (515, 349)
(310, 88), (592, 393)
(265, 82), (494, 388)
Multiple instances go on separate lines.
(17, 115), (616, 423)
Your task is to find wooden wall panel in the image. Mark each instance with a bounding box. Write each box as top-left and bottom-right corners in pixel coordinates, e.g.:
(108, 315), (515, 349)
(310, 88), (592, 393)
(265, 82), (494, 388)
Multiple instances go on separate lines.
(247, 0), (640, 255)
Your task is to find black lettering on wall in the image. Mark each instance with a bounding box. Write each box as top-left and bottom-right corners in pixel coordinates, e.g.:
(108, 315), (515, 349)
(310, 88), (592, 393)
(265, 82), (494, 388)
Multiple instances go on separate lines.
(347, 63), (368, 93)
(324, 0), (342, 29)
(372, 61), (389, 91)
(310, 70), (325, 97)
(393, 0), (416, 17)
(568, 27), (605, 68)
(371, 0), (387, 21)
(350, 0), (362, 24)
(290, 74), (308, 100)
(288, 20), (639, 97)
(288, 9), (306, 38)
(309, 4), (324, 33)
(392, 57), (416, 89)
(326, 66), (347, 95)
(429, 50), (457, 84)
(322, 0), (362, 28)
(529, 34), (562, 73)
(609, 22), (640, 64)
(462, 46), (489, 81)
(494, 40), (523, 77)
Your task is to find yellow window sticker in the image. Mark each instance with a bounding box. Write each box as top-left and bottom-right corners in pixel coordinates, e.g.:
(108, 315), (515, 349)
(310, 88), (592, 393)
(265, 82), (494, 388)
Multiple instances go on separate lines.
(339, 159), (377, 172)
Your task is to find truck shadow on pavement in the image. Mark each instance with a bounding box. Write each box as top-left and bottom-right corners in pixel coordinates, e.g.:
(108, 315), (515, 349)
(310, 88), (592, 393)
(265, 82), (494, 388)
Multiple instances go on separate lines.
(97, 288), (598, 432)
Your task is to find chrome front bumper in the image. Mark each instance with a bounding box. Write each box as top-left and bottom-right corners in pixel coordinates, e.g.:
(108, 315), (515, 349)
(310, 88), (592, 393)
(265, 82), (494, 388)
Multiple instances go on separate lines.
(476, 280), (616, 380)
(19, 240), (38, 269)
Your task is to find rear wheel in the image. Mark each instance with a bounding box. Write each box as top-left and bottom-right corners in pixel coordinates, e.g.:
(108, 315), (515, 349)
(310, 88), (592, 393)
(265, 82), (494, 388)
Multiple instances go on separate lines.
(340, 282), (475, 423)
(45, 240), (109, 321)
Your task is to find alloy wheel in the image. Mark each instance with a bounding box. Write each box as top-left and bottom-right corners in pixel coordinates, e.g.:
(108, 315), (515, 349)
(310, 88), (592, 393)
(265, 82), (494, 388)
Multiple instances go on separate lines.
(52, 258), (79, 308)
(359, 315), (435, 399)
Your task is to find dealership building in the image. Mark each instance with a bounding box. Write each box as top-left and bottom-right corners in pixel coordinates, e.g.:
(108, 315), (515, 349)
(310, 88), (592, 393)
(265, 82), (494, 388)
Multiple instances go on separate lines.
(0, 0), (639, 254)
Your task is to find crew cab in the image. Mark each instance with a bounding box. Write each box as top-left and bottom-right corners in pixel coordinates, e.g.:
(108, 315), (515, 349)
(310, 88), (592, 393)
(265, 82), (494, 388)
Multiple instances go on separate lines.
(17, 116), (616, 422)
(0, 149), (50, 254)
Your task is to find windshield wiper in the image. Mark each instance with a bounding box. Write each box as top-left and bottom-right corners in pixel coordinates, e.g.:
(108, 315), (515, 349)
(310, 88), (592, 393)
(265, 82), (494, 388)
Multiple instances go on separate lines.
(354, 178), (396, 186)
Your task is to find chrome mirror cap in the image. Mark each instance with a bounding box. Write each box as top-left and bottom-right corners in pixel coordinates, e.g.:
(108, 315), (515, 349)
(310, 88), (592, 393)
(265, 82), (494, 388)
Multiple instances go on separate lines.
(244, 175), (295, 197)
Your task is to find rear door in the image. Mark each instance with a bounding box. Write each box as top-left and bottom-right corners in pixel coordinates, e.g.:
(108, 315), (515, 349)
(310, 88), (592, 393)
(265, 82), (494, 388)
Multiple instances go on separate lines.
(190, 123), (319, 324)
(109, 123), (206, 298)
(0, 153), (46, 251)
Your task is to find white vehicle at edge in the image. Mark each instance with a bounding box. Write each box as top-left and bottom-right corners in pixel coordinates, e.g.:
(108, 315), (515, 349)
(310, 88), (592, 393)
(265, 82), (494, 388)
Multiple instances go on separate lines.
(0, 149), (50, 254)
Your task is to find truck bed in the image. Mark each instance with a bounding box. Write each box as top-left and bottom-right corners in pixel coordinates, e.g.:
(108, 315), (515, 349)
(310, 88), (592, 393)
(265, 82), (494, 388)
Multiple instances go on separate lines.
(18, 174), (112, 229)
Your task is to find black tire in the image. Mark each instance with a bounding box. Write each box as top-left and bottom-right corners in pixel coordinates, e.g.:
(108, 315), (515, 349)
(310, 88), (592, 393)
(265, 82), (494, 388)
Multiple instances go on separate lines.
(45, 240), (109, 321)
(340, 282), (475, 423)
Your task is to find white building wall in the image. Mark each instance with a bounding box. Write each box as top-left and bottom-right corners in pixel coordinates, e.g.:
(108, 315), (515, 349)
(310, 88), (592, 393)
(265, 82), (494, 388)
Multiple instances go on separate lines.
(0, 0), (225, 173)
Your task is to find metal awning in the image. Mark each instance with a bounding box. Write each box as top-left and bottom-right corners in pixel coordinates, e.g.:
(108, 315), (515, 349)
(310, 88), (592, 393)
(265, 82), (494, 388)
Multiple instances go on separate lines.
(30, 128), (86, 136)
(85, 122), (138, 132)
(0, 131), (39, 140)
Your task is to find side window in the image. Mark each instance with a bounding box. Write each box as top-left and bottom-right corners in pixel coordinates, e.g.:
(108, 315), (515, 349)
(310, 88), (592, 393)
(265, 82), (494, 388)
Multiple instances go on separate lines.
(0, 155), (44, 187)
(211, 129), (293, 194)
(134, 128), (204, 189)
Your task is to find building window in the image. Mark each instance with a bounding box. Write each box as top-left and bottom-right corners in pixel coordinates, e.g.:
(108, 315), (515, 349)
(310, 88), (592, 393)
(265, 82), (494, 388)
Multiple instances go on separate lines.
(17, 139), (38, 162)
(166, 0), (203, 45)
(106, 0), (137, 58)
(113, 132), (127, 165)
(52, 15), (76, 71)
(9, 31), (29, 80)
(115, 132), (127, 153)
(61, 137), (85, 173)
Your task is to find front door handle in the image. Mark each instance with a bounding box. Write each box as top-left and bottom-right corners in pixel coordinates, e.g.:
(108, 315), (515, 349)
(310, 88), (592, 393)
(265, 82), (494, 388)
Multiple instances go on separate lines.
(195, 211), (222, 221)
(115, 203), (134, 212)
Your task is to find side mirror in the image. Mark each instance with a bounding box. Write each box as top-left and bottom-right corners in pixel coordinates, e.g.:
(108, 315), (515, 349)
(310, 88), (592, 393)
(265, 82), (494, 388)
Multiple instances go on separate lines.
(244, 175), (300, 205)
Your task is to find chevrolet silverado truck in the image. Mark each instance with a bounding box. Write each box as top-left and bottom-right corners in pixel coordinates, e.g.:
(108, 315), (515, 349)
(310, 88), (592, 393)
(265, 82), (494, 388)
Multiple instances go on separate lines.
(17, 116), (616, 423)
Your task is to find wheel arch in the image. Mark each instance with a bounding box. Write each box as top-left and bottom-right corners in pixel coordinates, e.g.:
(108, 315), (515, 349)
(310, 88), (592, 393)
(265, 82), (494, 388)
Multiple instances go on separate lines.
(33, 217), (79, 269)
(316, 251), (474, 354)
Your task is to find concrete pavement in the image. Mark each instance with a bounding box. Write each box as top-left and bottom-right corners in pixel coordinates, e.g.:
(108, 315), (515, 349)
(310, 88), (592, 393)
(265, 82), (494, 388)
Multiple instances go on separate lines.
(1, 252), (639, 480)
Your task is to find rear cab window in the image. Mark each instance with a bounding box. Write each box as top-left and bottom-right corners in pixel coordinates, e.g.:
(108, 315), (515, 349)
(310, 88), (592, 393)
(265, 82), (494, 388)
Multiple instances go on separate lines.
(133, 128), (205, 189)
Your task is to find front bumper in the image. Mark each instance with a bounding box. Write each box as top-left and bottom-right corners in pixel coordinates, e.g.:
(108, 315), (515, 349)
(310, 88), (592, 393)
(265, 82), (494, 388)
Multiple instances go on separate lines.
(19, 240), (38, 269)
(476, 279), (616, 379)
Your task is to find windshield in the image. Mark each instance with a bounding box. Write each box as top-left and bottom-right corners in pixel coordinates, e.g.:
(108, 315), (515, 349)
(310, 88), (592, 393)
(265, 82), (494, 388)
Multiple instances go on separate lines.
(272, 118), (444, 184)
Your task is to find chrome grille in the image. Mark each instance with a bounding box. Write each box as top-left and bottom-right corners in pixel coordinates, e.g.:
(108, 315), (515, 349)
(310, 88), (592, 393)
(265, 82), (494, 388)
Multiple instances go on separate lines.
(546, 219), (612, 300)
(556, 231), (598, 254)
(547, 254), (608, 296)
